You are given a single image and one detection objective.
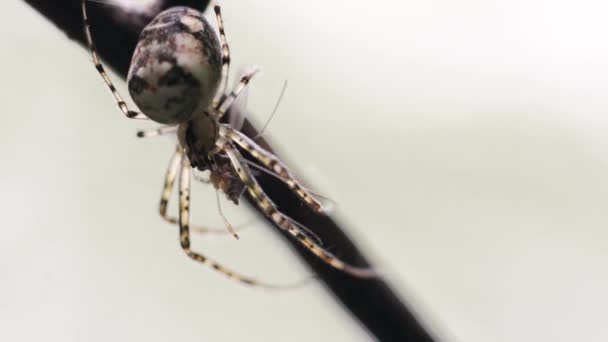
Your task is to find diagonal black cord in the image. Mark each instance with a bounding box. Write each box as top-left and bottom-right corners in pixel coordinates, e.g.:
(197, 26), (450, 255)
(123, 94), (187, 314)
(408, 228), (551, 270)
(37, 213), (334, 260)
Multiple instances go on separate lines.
(22, 1), (438, 340)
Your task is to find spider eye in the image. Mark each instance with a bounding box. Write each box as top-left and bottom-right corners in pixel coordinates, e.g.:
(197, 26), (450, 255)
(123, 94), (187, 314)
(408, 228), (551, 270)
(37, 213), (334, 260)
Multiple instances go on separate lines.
(127, 7), (222, 125)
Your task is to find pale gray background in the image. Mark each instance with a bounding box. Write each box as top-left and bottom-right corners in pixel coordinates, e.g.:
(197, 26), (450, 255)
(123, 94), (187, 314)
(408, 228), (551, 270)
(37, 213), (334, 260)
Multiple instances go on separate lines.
(1, 0), (607, 341)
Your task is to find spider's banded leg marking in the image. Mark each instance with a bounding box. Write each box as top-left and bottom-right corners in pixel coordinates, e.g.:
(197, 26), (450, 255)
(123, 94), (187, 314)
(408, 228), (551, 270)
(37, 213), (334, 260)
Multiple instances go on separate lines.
(221, 144), (376, 278)
(159, 146), (234, 236)
(81, 0), (147, 120)
(221, 126), (323, 213)
(176, 155), (295, 288)
(238, 156), (337, 213)
(159, 146), (183, 226)
(215, 68), (260, 120)
(210, 0), (231, 109)
(241, 157), (334, 213)
(137, 126), (178, 138)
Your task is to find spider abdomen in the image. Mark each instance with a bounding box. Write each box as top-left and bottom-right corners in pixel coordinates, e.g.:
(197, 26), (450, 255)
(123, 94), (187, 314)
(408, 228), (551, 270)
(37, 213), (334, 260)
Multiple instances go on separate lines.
(127, 7), (222, 124)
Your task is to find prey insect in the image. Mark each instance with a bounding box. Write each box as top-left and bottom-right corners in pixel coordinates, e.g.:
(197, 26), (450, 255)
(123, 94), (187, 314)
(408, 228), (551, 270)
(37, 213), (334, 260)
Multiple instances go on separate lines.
(82, 0), (375, 286)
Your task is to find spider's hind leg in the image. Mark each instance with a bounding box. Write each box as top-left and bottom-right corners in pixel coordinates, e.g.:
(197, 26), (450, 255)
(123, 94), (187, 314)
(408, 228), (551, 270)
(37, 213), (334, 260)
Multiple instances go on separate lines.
(210, 0), (231, 110)
(81, 0), (147, 120)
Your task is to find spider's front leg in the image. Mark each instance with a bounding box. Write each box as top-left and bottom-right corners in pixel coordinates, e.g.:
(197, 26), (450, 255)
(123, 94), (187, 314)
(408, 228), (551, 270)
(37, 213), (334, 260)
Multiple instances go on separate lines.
(219, 125), (324, 213)
(219, 141), (377, 278)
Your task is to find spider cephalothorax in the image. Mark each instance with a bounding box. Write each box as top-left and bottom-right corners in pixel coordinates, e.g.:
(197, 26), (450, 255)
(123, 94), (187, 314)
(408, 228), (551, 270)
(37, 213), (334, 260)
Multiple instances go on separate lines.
(82, 0), (375, 286)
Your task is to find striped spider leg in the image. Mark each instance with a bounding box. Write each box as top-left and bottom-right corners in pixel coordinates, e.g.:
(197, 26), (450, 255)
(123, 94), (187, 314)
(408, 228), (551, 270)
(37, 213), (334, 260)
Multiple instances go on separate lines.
(210, 0), (230, 109)
(157, 144), (241, 238)
(176, 151), (262, 286)
(221, 126), (324, 213)
(82, 0), (376, 285)
(81, 0), (147, 120)
(214, 138), (376, 278)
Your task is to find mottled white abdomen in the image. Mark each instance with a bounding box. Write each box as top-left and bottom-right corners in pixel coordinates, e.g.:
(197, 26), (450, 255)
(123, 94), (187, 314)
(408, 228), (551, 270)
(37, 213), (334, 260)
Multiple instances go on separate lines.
(127, 6), (222, 124)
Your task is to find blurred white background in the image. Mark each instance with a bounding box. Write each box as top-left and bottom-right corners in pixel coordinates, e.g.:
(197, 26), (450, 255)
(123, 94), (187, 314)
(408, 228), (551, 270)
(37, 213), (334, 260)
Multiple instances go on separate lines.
(1, 0), (608, 341)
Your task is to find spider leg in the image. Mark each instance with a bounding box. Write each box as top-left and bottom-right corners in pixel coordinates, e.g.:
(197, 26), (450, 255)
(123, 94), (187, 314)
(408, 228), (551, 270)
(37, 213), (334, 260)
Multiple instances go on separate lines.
(215, 68), (260, 120)
(177, 153), (300, 288)
(226, 67), (252, 130)
(81, 0), (147, 120)
(221, 143), (377, 278)
(159, 146), (236, 237)
(159, 146), (184, 226)
(215, 189), (239, 239)
(240, 157), (336, 214)
(136, 126), (178, 138)
(220, 126), (324, 213)
(210, 0), (231, 109)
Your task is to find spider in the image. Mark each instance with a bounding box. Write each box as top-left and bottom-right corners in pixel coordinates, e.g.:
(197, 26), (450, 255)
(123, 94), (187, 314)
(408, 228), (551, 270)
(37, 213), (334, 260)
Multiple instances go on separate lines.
(81, 0), (375, 286)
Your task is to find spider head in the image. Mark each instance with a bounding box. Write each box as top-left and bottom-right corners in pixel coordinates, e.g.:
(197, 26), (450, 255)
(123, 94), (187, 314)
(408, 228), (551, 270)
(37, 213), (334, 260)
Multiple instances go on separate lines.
(127, 7), (222, 125)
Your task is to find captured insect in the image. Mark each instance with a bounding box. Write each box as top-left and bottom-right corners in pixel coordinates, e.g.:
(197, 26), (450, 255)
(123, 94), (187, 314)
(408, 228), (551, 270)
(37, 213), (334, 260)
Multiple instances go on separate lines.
(81, 0), (375, 286)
